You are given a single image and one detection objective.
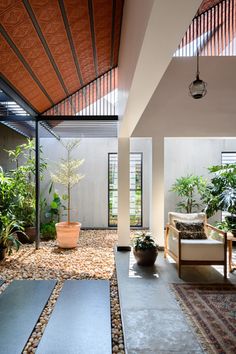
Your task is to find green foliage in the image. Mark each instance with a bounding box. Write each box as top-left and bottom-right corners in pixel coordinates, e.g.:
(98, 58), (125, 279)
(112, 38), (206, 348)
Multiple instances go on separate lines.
(203, 163), (236, 218)
(0, 214), (24, 255)
(40, 221), (56, 240)
(51, 140), (84, 188)
(171, 174), (207, 213)
(40, 183), (65, 239)
(51, 140), (84, 223)
(132, 232), (157, 251)
(1, 139), (47, 228)
(6, 139), (47, 175)
(0, 167), (16, 217)
(45, 191), (66, 223)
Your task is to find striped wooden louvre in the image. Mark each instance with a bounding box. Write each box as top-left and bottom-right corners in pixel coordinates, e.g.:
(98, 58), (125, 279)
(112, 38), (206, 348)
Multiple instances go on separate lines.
(43, 68), (117, 116)
(175, 0), (236, 56)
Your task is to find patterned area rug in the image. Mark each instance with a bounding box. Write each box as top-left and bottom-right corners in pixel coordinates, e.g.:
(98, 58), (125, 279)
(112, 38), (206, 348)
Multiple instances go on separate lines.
(171, 284), (236, 354)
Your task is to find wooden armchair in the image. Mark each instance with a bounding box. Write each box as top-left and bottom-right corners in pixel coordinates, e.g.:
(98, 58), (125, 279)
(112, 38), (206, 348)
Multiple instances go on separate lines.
(164, 212), (227, 278)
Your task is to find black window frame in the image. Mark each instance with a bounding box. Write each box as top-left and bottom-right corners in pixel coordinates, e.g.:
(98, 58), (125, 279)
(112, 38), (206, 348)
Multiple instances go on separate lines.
(221, 151), (236, 165)
(108, 152), (143, 228)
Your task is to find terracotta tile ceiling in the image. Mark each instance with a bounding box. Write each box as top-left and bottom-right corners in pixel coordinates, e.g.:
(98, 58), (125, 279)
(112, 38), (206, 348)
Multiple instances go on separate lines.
(0, 0), (124, 114)
(198, 0), (223, 15)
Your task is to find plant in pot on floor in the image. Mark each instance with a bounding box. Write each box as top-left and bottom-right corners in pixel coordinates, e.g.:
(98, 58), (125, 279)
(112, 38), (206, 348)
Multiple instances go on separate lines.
(0, 214), (24, 261)
(51, 140), (84, 248)
(132, 232), (158, 266)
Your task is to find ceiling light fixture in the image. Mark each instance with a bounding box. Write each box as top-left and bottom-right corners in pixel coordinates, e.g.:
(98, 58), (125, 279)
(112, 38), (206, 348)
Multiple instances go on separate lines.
(189, 11), (207, 99)
(189, 51), (207, 99)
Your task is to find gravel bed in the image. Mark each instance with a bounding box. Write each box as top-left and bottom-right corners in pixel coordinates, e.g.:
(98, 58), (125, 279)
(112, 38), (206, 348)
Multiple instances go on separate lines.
(0, 230), (125, 354)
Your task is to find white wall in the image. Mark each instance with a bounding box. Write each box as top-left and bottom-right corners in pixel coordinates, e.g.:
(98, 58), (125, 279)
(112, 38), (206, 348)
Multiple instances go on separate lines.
(164, 138), (236, 224)
(40, 137), (151, 228)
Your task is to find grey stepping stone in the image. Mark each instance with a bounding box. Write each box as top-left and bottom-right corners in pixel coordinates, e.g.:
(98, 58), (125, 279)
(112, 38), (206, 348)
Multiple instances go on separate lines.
(37, 280), (112, 354)
(0, 280), (56, 354)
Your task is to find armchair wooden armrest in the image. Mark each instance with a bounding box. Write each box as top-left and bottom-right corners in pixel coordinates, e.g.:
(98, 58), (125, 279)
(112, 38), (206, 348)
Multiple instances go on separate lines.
(169, 224), (180, 236)
(205, 223), (227, 240)
(164, 224), (180, 258)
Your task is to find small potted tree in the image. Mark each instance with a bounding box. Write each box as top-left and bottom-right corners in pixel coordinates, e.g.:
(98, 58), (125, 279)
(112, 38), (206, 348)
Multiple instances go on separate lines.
(51, 140), (84, 248)
(132, 232), (158, 266)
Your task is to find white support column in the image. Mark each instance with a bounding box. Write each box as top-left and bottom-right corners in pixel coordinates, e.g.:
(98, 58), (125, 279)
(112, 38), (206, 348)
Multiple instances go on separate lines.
(150, 137), (164, 247)
(117, 137), (131, 250)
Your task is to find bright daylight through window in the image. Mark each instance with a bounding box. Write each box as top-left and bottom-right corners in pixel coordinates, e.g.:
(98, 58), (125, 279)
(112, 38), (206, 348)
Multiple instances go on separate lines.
(108, 153), (142, 227)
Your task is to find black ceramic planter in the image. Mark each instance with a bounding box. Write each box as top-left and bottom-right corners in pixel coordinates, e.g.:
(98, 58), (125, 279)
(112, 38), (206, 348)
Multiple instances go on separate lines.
(0, 247), (6, 261)
(133, 247), (158, 266)
(18, 227), (36, 244)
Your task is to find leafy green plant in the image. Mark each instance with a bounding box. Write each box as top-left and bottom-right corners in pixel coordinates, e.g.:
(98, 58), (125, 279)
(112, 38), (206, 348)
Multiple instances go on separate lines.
(3, 139), (47, 228)
(132, 232), (157, 251)
(0, 167), (16, 218)
(45, 191), (66, 223)
(40, 221), (56, 240)
(0, 214), (24, 255)
(40, 182), (66, 240)
(51, 140), (84, 223)
(171, 174), (207, 213)
(6, 139), (47, 176)
(203, 163), (236, 217)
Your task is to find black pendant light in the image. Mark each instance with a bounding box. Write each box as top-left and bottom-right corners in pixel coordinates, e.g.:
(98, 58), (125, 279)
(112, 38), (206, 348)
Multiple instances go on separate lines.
(189, 51), (207, 99)
(189, 13), (207, 99)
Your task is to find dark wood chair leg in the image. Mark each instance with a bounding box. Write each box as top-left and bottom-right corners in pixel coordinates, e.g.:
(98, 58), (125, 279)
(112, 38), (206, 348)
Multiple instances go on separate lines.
(178, 263), (182, 278)
(164, 225), (169, 259)
(224, 261), (227, 279)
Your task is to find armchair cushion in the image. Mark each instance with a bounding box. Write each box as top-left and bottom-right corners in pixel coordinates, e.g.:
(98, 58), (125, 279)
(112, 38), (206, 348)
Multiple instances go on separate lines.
(169, 238), (224, 261)
(169, 212), (206, 227)
(174, 221), (207, 240)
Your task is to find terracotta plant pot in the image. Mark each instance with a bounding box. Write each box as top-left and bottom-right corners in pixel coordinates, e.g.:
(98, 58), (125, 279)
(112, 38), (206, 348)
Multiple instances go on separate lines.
(55, 222), (81, 249)
(133, 247), (158, 266)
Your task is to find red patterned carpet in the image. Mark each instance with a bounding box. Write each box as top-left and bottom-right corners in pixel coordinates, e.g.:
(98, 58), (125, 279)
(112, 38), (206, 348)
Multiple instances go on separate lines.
(171, 284), (236, 354)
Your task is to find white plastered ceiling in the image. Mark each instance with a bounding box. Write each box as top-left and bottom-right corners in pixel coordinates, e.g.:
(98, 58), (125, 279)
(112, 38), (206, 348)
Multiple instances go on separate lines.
(133, 57), (236, 138)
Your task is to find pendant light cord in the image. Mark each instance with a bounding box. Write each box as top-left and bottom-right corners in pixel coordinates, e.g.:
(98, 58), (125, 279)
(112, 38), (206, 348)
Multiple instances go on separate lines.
(196, 51), (200, 79)
(196, 10), (200, 79)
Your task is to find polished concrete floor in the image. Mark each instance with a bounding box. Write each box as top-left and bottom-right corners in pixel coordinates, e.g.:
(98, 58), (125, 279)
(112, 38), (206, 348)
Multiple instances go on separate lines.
(115, 249), (236, 354)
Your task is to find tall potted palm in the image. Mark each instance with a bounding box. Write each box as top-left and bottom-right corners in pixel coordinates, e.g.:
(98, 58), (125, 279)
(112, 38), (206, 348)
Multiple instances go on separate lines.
(170, 174), (207, 213)
(51, 140), (84, 248)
